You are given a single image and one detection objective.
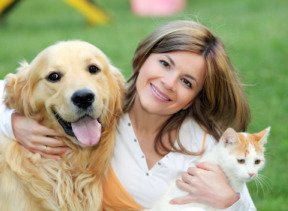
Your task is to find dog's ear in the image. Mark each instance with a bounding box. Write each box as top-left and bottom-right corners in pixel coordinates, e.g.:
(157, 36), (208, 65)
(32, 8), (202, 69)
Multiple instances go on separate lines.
(4, 61), (37, 117)
(106, 65), (126, 119)
(110, 65), (126, 93)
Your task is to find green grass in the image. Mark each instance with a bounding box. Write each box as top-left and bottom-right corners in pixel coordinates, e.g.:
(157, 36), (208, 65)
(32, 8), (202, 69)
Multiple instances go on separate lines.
(0, 0), (287, 210)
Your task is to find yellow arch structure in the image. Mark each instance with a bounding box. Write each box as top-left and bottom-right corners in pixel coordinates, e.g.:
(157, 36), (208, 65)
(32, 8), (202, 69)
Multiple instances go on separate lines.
(0, 0), (15, 13)
(1, 0), (109, 25)
(64, 0), (109, 25)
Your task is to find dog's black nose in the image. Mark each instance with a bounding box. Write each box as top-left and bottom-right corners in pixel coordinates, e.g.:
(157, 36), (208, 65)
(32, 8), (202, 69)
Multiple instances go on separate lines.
(71, 89), (95, 109)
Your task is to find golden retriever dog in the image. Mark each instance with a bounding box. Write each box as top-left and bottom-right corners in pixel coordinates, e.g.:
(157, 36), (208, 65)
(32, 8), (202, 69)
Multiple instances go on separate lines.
(0, 40), (125, 211)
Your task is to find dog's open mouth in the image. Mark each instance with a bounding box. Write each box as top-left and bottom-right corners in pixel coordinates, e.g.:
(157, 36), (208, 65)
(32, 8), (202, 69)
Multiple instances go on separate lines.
(52, 110), (102, 147)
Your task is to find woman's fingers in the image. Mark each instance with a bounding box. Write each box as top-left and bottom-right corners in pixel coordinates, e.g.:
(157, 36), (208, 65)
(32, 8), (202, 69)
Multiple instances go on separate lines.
(176, 178), (195, 194)
(35, 135), (68, 148)
(11, 113), (71, 160)
(34, 150), (61, 160)
(30, 144), (70, 160)
(172, 163), (239, 209)
(26, 132), (70, 157)
(36, 125), (62, 137)
(170, 195), (192, 205)
(196, 162), (221, 172)
(12, 112), (63, 144)
(34, 144), (70, 155)
(170, 179), (197, 204)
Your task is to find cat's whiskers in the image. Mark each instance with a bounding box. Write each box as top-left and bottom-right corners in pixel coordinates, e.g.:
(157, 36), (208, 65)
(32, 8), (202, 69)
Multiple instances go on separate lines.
(253, 174), (272, 195)
(259, 174), (272, 191)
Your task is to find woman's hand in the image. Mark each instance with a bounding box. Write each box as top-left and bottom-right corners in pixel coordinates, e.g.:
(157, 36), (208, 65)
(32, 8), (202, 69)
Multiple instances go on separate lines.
(170, 162), (240, 209)
(12, 112), (70, 159)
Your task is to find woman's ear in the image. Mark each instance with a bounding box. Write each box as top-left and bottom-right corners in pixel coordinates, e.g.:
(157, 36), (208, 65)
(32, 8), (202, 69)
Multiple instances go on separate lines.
(4, 61), (36, 117)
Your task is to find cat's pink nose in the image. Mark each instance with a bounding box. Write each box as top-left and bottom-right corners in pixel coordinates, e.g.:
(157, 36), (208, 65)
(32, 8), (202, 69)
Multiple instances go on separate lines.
(249, 173), (255, 177)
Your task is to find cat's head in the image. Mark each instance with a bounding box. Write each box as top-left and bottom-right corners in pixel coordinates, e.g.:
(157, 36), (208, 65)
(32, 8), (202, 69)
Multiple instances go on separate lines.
(218, 127), (270, 182)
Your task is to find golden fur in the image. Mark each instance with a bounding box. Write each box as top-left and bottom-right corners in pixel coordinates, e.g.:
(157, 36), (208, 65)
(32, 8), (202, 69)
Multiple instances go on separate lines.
(0, 40), (125, 211)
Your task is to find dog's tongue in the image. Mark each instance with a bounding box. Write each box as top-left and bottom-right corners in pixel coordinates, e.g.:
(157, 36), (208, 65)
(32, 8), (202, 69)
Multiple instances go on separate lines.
(71, 116), (101, 147)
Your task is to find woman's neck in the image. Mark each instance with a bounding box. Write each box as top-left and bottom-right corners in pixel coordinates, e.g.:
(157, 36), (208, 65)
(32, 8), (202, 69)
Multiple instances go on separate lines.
(128, 99), (174, 169)
(128, 100), (170, 136)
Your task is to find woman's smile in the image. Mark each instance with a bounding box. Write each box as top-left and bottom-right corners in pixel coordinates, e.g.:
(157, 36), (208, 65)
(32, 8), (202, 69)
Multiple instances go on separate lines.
(150, 83), (171, 102)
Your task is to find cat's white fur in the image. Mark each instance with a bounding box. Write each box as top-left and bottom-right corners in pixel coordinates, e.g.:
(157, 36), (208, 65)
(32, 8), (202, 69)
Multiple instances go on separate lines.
(147, 127), (270, 211)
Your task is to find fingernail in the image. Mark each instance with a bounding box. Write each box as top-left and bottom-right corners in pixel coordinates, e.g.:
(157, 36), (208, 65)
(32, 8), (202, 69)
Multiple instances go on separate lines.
(54, 156), (61, 160)
(64, 149), (72, 155)
(169, 200), (176, 204)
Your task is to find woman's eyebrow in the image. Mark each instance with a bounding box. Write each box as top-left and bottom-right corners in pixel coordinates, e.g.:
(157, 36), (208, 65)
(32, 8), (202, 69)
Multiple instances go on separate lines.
(164, 55), (175, 67)
(184, 74), (197, 82)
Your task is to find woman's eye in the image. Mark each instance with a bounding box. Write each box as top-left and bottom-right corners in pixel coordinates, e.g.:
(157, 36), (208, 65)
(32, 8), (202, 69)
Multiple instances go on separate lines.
(159, 60), (170, 69)
(46, 72), (62, 82)
(181, 78), (192, 88)
(88, 64), (100, 74)
(237, 159), (245, 164)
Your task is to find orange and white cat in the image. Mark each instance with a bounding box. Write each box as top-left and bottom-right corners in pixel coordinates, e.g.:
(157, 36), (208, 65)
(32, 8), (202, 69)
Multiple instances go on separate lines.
(148, 127), (270, 211)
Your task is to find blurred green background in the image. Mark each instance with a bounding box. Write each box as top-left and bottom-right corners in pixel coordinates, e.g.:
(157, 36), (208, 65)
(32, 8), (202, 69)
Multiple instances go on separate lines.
(0, 0), (287, 210)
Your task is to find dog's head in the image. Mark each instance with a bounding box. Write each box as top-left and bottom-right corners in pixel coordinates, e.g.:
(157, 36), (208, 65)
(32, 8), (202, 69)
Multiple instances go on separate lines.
(5, 40), (125, 148)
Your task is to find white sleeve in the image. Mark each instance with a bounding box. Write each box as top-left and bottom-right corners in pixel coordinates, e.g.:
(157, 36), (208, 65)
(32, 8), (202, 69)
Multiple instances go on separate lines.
(222, 184), (256, 211)
(0, 80), (16, 140)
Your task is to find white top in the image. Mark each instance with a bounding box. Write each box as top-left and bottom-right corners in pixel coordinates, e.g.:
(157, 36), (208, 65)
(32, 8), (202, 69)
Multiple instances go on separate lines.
(0, 80), (255, 210)
(112, 113), (256, 210)
(0, 80), (15, 139)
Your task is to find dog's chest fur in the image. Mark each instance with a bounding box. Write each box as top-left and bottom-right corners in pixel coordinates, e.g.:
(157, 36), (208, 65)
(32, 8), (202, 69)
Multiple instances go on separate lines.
(0, 135), (104, 211)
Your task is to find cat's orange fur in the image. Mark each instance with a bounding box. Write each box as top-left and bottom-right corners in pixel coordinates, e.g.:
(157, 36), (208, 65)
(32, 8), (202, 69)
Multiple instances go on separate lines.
(235, 128), (268, 156)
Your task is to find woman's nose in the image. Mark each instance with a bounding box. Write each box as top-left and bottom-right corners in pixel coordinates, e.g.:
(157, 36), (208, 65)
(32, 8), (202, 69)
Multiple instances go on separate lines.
(161, 72), (178, 90)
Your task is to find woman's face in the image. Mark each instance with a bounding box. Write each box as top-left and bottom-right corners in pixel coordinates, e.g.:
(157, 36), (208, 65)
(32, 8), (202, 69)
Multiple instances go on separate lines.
(135, 51), (206, 116)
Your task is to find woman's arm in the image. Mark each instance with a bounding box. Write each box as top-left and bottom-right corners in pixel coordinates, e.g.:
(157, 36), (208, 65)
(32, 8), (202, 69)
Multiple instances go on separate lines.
(171, 162), (256, 211)
(0, 80), (69, 159)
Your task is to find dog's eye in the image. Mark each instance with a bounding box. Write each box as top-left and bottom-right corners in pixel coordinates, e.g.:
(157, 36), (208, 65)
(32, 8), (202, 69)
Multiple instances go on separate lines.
(88, 65), (100, 74)
(46, 72), (62, 82)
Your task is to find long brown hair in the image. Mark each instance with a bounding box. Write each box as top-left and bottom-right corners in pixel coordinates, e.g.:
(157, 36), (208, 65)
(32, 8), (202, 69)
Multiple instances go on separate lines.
(124, 20), (250, 155)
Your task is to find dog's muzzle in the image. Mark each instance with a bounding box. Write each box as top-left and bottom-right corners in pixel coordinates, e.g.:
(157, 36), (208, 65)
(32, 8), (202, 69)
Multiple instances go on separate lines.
(52, 110), (102, 148)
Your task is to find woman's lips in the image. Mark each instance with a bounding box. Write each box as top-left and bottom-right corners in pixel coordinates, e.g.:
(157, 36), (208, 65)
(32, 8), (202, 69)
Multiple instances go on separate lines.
(150, 83), (171, 102)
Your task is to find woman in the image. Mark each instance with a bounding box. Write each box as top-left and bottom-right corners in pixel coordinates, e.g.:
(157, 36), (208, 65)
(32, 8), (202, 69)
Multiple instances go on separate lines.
(0, 20), (255, 210)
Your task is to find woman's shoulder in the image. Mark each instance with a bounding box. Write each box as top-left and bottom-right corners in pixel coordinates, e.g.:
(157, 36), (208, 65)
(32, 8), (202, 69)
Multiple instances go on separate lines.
(0, 80), (5, 92)
(179, 117), (216, 151)
(0, 80), (6, 101)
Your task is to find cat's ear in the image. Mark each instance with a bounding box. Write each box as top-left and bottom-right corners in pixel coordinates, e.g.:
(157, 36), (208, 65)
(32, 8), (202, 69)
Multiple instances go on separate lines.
(255, 127), (271, 145)
(220, 128), (238, 146)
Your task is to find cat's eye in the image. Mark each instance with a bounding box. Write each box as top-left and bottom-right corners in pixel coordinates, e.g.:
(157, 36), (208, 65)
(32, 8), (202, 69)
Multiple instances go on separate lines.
(88, 64), (100, 74)
(255, 159), (261, 164)
(237, 159), (245, 164)
(46, 71), (62, 82)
